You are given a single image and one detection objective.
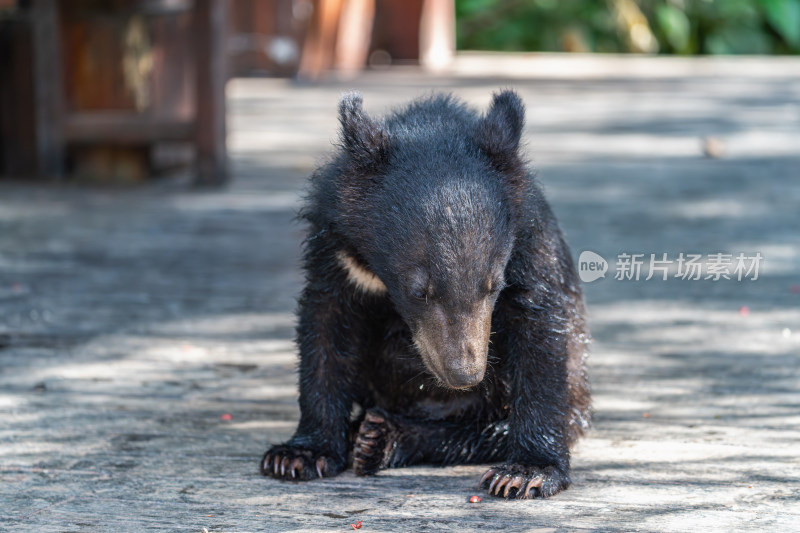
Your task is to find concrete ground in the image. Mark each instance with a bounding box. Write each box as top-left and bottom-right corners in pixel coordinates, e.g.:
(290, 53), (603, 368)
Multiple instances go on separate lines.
(1, 55), (799, 532)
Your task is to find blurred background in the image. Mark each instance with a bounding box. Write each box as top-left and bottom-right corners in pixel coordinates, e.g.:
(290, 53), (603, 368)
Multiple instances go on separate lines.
(1, 2), (798, 530)
(1, 0), (798, 184)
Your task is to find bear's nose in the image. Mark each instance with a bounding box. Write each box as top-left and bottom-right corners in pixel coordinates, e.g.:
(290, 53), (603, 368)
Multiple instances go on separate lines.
(444, 361), (485, 389)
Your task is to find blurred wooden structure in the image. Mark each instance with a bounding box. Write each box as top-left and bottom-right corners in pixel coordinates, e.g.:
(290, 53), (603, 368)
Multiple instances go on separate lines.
(297, 0), (454, 81)
(0, 0), (227, 184)
(0, 0), (454, 182)
(227, 0), (306, 77)
(225, 0), (455, 80)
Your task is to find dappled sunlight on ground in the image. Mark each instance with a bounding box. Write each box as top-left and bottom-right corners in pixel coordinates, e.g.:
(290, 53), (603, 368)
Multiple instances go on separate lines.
(1, 59), (799, 531)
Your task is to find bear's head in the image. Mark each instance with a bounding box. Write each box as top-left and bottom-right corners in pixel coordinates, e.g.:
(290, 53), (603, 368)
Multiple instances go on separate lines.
(335, 91), (526, 389)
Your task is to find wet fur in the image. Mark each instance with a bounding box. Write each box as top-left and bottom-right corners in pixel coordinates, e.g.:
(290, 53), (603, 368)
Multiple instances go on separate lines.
(261, 91), (590, 498)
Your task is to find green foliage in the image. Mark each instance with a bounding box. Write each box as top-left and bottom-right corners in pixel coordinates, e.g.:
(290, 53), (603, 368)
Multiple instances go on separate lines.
(656, 4), (691, 52)
(456, 0), (800, 54)
(760, 0), (800, 47)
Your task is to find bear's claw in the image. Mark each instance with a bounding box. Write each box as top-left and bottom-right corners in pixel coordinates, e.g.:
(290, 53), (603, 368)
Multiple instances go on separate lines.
(479, 464), (569, 499)
(261, 445), (337, 481)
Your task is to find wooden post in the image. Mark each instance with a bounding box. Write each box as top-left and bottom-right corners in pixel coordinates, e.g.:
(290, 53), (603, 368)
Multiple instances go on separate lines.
(193, 0), (228, 185)
(30, 0), (64, 178)
(334, 0), (375, 76)
(419, 0), (455, 72)
(297, 0), (344, 82)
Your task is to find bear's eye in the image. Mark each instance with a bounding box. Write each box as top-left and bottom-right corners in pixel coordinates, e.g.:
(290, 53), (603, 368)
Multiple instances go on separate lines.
(411, 286), (430, 301)
(408, 270), (430, 302)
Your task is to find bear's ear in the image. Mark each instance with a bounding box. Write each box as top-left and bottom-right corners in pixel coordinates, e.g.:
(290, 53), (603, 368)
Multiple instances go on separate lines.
(339, 92), (389, 172)
(475, 90), (525, 169)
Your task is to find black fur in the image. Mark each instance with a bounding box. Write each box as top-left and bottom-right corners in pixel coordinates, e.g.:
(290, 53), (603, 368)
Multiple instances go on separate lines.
(261, 91), (590, 499)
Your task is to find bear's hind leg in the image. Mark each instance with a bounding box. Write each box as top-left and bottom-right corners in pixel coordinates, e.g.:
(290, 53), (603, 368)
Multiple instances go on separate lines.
(353, 408), (509, 476)
(352, 409), (396, 475)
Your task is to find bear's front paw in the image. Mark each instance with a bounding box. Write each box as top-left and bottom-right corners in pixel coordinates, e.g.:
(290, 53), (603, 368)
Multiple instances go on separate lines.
(260, 445), (342, 481)
(478, 463), (570, 499)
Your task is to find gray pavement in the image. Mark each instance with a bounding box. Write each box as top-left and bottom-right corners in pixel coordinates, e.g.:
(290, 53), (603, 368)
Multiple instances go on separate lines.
(1, 55), (799, 532)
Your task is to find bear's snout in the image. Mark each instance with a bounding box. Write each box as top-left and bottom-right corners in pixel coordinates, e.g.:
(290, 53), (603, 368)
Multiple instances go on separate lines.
(413, 303), (492, 390)
(443, 359), (486, 389)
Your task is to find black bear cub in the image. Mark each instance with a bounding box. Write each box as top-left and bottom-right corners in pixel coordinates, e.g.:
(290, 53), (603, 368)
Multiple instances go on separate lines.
(261, 90), (590, 499)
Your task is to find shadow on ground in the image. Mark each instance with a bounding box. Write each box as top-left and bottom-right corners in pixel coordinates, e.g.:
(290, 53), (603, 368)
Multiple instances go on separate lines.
(1, 62), (799, 532)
